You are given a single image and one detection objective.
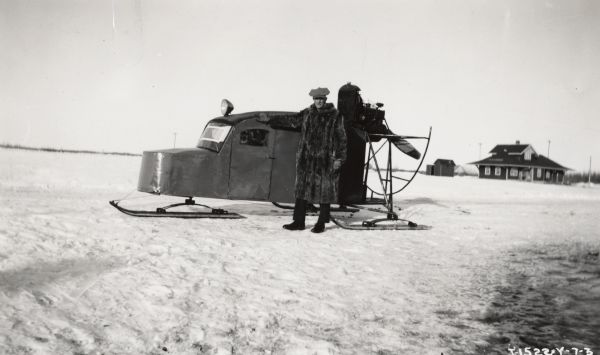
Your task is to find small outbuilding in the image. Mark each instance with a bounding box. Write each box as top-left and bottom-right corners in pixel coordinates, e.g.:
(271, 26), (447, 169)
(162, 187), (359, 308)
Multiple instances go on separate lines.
(426, 159), (456, 177)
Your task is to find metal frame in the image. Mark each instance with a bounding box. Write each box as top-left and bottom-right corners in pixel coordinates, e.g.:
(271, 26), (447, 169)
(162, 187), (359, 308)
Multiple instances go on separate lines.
(366, 129), (431, 203)
(330, 127), (432, 230)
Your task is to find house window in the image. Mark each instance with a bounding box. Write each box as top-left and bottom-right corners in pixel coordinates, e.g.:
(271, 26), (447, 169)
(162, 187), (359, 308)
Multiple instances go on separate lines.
(495, 167), (501, 176)
(239, 129), (269, 146)
(546, 171), (551, 179)
(510, 168), (518, 177)
(525, 151), (532, 160)
(537, 168), (542, 178)
(484, 167), (490, 175)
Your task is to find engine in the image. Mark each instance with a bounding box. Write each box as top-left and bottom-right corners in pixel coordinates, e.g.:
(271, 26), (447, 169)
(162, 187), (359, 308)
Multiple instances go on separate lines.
(337, 83), (388, 141)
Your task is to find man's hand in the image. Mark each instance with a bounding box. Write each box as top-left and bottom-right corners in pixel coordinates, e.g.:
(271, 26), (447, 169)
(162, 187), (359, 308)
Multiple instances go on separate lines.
(256, 113), (270, 124)
(333, 159), (342, 171)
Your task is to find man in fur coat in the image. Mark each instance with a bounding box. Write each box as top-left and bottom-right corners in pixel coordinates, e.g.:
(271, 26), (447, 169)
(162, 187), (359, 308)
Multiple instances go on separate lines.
(260, 87), (347, 233)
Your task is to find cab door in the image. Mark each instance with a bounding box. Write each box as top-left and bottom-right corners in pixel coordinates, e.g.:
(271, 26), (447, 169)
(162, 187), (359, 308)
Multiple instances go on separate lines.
(269, 129), (300, 203)
(228, 120), (274, 200)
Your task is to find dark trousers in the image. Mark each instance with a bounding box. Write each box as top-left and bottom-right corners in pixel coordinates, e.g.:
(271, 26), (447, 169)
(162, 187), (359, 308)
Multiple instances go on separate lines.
(293, 199), (331, 224)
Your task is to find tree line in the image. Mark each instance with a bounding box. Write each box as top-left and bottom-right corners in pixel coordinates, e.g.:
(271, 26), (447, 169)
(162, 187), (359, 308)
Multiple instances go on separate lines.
(0, 143), (140, 157)
(565, 171), (600, 184)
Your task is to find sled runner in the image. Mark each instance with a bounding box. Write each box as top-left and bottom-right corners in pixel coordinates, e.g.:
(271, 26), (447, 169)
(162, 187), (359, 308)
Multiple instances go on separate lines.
(330, 216), (431, 231)
(110, 83), (432, 230)
(109, 199), (244, 219)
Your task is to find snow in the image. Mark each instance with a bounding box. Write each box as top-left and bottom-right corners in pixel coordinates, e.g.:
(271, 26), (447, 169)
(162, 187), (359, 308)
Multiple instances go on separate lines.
(1, 148), (599, 354)
(572, 181), (598, 189)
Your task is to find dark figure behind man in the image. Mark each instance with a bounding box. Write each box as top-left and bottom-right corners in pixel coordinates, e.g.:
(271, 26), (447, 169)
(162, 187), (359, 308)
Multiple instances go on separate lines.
(259, 87), (347, 233)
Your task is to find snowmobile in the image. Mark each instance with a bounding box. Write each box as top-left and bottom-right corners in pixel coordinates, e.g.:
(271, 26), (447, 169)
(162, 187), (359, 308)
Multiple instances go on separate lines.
(110, 83), (432, 230)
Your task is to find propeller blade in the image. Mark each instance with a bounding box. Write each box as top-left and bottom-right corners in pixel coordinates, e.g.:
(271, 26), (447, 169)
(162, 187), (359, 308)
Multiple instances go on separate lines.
(386, 128), (421, 160)
(391, 138), (421, 160)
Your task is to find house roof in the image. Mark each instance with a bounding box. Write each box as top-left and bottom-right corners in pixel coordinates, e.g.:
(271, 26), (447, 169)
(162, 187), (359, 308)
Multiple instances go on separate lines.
(434, 159), (456, 166)
(470, 154), (569, 170)
(489, 144), (530, 154)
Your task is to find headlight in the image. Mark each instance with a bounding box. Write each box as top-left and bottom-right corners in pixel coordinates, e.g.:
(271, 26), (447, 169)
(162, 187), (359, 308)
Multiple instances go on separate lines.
(221, 99), (234, 116)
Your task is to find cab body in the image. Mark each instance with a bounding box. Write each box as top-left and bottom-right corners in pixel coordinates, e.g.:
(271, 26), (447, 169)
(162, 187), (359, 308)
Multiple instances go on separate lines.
(138, 111), (307, 203)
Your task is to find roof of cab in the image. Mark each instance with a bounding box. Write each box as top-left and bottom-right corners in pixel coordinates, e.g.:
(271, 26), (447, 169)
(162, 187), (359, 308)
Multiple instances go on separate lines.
(208, 111), (297, 125)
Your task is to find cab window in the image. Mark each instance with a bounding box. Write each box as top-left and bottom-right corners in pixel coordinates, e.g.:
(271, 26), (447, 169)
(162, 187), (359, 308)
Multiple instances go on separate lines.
(197, 123), (232, 152)
(240, 129), (269, 146)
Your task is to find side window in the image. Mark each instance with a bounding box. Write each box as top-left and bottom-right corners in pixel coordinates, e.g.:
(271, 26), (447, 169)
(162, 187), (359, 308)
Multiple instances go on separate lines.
(197, 123), (232, 152)
(484, 167), (490, 175)
(495, 167), (501, 176)
(510, 168), (518, 177)
(240, 129), (269, 146)
(537, 169), (542, 178)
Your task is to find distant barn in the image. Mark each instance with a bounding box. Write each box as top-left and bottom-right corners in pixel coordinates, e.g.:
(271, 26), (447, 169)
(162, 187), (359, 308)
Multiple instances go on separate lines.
(426, 159), (456, 177)
(470, 141), (569, 183)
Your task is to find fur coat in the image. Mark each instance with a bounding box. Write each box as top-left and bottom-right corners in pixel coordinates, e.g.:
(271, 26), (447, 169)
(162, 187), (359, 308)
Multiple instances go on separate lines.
(269, 103), (347, 203)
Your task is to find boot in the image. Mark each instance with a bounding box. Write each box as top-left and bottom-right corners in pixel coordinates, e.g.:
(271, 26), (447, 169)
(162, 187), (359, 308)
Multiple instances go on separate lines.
(311, 222), (325, 233)
(317, 203), (331, 223)
(283, 221), (305, 231)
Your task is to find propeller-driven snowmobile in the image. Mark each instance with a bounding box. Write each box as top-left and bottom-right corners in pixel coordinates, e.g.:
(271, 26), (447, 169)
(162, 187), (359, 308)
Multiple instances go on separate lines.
(110, 83), (432, 230)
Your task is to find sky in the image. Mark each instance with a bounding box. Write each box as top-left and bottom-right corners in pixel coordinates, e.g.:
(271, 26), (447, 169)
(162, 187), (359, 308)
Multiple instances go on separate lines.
(1, 0), (599, 171)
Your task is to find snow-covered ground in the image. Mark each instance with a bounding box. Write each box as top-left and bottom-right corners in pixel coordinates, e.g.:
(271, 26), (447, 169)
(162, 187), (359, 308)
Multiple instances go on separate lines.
(1, 148), (599, 355)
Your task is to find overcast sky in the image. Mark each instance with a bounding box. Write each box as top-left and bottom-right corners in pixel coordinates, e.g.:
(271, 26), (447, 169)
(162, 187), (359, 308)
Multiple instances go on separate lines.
(1, 0), (599, 171)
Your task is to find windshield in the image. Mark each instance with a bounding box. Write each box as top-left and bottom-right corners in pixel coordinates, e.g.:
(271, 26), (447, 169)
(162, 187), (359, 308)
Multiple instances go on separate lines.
(197, 123), (232, 152)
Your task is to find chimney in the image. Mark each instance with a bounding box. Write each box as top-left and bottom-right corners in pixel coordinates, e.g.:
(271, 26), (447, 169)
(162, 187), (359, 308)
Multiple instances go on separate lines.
(516, 140), (520, 144)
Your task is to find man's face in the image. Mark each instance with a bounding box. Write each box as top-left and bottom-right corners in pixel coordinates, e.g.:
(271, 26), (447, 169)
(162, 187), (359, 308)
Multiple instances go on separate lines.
(314, 97), (326, 109)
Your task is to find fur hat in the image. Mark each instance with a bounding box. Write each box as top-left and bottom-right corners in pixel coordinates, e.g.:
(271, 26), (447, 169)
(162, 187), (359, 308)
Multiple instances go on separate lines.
(309, 87), (330, 99)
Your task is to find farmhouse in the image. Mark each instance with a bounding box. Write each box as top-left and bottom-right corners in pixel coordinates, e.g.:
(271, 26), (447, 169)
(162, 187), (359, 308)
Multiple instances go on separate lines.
(470, 141), (569, 183)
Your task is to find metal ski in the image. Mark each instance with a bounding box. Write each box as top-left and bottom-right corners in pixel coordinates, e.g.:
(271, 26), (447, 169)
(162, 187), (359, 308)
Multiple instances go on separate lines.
(330, 205), (430, 231)
(330, 217), (431, 230)
(109, 198), (245, 219)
